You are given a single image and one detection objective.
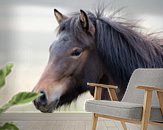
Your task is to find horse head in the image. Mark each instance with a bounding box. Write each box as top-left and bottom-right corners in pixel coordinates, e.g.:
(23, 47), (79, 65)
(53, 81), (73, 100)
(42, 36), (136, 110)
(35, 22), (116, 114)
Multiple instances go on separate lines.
(33, 9), (107, 113)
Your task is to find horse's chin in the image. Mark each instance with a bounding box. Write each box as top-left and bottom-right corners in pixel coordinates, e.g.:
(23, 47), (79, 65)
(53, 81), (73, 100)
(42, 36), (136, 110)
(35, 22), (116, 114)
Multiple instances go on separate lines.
(34, 99), (59, 113)
(39, 106), (54, 113)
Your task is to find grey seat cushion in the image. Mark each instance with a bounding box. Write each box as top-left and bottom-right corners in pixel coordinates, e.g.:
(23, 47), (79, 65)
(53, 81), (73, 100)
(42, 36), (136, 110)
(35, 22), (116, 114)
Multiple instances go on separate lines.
(85, 100), (163, 122)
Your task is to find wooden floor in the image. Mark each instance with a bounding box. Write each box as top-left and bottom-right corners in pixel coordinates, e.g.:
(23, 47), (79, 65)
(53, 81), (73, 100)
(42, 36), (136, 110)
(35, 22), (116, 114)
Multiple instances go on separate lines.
(2, 120), (141, 130)
(0, 113), (142, 130)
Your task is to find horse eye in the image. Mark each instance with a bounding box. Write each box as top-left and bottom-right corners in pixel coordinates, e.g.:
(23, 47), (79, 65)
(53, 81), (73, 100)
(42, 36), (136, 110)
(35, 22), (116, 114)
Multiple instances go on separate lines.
(71, 49), (82, 56)
(60, 26), (65, 32)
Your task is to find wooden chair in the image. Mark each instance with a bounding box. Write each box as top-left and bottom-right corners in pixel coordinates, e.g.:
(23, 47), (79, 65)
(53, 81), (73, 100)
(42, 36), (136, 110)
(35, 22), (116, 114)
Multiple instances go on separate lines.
(85, 69), (163, 130)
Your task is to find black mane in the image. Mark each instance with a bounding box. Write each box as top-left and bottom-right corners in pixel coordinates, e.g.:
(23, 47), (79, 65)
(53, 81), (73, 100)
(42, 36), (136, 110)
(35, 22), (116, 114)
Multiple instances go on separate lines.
(58, 8), (163, 100)
(93, 9), (163, 90)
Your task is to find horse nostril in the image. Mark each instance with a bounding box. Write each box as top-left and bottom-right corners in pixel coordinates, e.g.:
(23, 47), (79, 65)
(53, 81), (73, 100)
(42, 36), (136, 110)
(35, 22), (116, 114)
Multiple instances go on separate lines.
(38, 91), (47, 106)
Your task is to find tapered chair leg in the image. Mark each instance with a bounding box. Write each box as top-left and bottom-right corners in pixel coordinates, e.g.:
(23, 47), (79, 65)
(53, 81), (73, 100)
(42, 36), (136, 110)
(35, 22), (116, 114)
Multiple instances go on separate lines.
(121, 121), (127, 130)
(92, 113), (98, 130)
(141, 90), (152, 130)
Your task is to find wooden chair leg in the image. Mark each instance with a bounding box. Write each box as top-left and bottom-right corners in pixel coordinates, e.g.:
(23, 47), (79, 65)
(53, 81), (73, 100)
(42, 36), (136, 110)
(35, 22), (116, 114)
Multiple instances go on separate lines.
(157, 91), (163, 115)
(92, 113), (98, 130)
(141, 90), (152, 130)
(121, 121), (127, 130)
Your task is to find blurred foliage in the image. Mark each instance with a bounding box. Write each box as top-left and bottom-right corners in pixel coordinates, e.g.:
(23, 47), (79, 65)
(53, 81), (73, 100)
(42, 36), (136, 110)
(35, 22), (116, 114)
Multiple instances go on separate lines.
(0, 64), (13, 89)
(0, 123), (19, 130)
(0, 64), (40, 130)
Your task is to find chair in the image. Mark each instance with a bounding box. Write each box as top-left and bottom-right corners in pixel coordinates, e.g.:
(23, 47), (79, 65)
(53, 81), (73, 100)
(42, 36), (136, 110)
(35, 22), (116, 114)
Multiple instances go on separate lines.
(85, 69), (163, 130)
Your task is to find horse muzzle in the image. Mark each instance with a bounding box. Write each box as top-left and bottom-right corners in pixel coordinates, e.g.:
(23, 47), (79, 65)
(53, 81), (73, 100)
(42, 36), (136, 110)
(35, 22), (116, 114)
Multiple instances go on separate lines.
(33, 90), (59, 113)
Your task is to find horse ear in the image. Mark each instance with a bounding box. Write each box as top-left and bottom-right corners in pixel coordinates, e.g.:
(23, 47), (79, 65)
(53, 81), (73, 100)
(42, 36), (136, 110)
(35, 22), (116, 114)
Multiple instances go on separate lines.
(80, 10), (89, 30)
(54, 9), (67, 24)
(79, 10), (95, 35)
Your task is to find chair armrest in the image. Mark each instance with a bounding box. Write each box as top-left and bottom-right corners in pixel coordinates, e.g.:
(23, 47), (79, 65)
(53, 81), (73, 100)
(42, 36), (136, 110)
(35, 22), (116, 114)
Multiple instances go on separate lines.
(137, 86), (163, 92)
(87, 82), (118, 89)
(87, 82), (118, 101)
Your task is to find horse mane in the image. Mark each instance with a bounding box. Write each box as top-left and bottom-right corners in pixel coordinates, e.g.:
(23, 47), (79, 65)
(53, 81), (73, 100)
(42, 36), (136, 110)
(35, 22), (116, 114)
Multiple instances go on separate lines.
(92, 8), (163, 88)
(58, 8), (163, 93)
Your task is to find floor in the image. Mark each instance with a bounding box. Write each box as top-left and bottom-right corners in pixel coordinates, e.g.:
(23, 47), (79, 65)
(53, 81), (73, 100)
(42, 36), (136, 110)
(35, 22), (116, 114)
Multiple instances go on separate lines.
(0, 113), (142, 130)
(15, 120), (116, 130)
(3, 120), (141, 130)
(1, 113), (163, 130)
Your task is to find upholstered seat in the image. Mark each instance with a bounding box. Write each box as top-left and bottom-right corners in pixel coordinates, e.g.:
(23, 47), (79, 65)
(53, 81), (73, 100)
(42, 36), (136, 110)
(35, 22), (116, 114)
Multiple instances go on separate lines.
(85, 100), (163, 122)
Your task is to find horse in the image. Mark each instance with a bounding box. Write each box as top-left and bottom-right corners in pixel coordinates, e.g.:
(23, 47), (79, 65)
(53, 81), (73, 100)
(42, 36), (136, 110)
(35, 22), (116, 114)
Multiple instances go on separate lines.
(33, 8), (163, 113)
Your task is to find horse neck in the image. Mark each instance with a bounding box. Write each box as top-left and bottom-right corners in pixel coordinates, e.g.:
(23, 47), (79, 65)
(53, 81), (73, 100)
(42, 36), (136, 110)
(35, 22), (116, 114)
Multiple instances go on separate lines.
(95, 18), (163, 89)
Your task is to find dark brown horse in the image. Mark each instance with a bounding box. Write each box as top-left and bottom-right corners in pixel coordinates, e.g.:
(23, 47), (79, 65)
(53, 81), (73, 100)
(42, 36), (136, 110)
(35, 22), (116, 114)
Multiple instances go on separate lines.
(33, 8), (163, 113)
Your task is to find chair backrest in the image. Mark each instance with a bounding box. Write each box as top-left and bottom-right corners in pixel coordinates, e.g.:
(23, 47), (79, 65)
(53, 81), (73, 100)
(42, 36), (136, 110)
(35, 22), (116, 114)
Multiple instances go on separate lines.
(122, 68), (163, 107)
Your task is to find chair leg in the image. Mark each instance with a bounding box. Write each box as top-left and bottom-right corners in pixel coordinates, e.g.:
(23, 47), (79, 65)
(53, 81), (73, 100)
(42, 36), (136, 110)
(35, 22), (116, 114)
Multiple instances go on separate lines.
(121, 121), (127, 130)
(141, 123), (148, 130)
(92, 113), (98, 130)
(141, 90), (152, 130)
